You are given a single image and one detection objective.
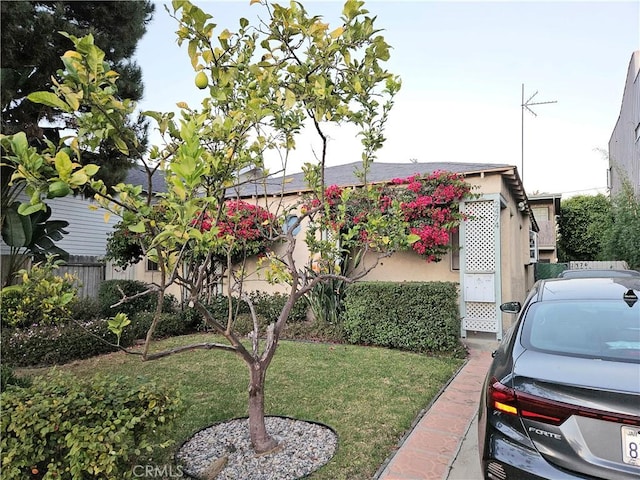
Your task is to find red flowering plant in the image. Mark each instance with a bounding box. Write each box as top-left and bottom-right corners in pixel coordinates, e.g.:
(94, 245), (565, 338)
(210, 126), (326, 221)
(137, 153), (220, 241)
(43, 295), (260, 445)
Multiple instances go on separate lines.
(390, 171), (473, 261)
(107, 199), (275, 272)
(190, 200), (276, 262)
(315, 170), (474, 263)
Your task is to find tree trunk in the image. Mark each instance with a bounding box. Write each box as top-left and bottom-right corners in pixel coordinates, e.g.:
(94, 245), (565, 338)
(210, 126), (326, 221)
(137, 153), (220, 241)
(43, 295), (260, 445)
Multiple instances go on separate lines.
(248, 361), (278, 453)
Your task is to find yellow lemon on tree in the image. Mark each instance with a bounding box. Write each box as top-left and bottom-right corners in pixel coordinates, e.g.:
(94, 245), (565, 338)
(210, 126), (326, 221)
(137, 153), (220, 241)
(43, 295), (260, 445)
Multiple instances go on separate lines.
(195, 71), (208, 89)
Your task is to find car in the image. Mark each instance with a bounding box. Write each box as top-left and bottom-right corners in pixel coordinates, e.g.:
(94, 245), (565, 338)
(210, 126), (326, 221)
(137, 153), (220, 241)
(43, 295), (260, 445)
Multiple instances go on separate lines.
(478, 277), (640, 479)
(558, 269), (640, 278)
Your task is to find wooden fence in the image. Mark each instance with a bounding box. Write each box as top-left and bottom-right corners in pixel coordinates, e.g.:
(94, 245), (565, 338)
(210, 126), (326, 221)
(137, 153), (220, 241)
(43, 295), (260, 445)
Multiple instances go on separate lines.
(56, 255), (105, 298)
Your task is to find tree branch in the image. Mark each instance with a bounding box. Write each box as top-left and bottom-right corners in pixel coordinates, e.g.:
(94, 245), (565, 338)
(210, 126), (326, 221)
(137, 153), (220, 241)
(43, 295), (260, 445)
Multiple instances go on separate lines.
(110, 283), (159, 310)
(69, 319), (144, 357)
(143, 341), (237, 361)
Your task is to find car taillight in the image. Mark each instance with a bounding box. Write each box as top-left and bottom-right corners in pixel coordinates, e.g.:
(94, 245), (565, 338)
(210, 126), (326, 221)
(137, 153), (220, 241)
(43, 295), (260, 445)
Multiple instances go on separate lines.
(488, 378), (640, 427)
(488, 379), (519, 416)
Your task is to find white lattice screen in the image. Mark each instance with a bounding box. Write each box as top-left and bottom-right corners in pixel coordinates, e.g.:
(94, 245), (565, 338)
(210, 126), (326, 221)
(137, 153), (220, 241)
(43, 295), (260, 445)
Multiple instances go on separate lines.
(463, 201), (496, 272)
(462, 200), (500, 336)
(463, 302), (497, 332)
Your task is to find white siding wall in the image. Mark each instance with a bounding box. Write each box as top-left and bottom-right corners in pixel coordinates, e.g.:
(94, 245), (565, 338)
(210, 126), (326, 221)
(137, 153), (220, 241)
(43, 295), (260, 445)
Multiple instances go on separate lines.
(0, 195), (118, 256)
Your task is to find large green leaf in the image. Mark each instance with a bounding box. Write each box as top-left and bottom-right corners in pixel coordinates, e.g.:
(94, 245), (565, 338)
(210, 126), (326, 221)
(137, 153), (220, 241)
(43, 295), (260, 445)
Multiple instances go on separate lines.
(28, 207), (69, 259)
(1, 202), (32, 247)
(1, 202), (70, 261)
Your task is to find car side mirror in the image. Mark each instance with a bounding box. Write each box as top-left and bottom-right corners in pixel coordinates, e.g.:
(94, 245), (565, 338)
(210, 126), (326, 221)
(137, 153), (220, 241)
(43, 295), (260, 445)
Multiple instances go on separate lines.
(500, 301), (522, 314)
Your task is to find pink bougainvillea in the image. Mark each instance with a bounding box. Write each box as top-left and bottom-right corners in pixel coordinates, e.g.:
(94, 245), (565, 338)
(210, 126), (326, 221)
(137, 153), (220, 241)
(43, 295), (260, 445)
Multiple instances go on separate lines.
(191, 200), (275, 257)
(312, 170), (473, 262)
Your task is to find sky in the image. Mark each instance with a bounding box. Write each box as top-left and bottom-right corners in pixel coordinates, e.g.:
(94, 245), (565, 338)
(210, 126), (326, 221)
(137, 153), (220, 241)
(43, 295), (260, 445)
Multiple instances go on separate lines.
(134, 1), (640, 197)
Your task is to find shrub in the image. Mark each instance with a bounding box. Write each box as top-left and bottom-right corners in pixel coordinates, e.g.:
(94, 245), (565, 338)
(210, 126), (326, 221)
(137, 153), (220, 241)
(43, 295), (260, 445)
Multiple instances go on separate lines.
(98, 280), (176, 318)
(179, 306), (208, 332)
(69, 296), (102, 321)
(0, 260), (77, 329)
(1, 373), (181, 480)
(283, 315), (344, 343)
(342, 281), (461, 353)
(307, 278), (346, 326)
(0, 319), (131, 367)
(130, 311), (201, 340)
(248, 291), (308, 324)
(205, 294), (248, 323)
(229, 312), (255, 336)
(1, 309), (204, 367)
(0, 364), (32, 392)
(192, 292), (307, 334)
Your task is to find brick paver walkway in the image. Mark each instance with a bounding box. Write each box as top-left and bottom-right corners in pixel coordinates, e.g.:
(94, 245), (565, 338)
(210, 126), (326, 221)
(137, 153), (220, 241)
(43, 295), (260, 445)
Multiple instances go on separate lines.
(376, 342), (494, 480)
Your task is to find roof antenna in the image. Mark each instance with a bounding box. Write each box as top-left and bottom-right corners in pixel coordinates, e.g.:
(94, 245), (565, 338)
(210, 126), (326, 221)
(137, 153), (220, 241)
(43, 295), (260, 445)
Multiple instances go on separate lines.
(521, 84), (557, 185)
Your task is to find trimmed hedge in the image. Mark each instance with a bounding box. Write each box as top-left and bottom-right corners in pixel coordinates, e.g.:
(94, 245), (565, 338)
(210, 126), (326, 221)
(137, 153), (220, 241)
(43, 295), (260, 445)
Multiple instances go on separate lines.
(247, 291), (308, 324)
(342, 281), (461, 353)
(130, 311), (201, 339)
(1, 290), (307, 367)
(1, 319), (129, 367)
(1, 373), (181, 480)
(1, 309), (202, 367)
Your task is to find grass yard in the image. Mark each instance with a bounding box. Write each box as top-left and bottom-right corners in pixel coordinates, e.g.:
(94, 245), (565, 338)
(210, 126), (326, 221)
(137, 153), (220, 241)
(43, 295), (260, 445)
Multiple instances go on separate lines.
(24, 333), (464, 480)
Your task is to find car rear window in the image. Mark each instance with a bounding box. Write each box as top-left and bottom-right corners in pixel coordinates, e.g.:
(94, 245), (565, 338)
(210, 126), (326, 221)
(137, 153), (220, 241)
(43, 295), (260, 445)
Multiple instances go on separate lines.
(521, 300), (640, 362)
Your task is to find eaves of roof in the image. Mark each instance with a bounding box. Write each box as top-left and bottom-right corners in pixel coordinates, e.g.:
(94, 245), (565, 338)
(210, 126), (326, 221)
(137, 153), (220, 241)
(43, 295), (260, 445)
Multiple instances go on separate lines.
(233, 160), (520, 197)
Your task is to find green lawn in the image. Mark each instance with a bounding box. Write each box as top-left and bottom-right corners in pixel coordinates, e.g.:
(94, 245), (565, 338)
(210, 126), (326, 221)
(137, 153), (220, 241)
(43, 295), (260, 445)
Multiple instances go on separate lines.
(27, 333), (464, 480)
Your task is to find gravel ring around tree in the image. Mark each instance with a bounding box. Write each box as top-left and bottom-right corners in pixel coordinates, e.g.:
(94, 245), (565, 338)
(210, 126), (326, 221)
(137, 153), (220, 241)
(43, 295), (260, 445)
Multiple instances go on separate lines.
(176, 416), (338, 480)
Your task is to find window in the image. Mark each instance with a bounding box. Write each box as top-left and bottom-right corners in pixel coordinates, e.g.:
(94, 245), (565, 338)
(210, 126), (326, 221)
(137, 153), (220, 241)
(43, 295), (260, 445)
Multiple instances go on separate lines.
(451, 230), (460, 270)
(523, 300), (640, 361)
(529, 230), (538, 263)
(147, 259), (159, 271)
(283, 215), (301, 236)
(531, 206), (549, 222)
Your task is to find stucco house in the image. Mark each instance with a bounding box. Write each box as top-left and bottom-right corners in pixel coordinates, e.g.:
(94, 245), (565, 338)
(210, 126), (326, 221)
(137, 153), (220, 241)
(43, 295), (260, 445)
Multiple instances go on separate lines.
(100, 167), (184, 298)
(2, 160), (537, 340)
(234, 161), (538, 340)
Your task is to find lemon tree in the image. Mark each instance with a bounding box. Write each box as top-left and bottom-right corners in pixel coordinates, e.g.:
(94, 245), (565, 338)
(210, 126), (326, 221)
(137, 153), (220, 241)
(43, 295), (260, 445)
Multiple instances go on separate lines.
(2, 0), (405, 454)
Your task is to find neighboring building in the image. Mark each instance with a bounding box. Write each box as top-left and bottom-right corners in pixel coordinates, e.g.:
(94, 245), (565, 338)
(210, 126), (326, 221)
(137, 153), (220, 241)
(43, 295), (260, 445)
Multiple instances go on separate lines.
(609, 50), (640, 198)
(528, 193), (562, 263)
(235, 161), (538, 340)
(0, 194), (118, 258)
(0, 193), (119, 296)
(0, 166), (175, 297)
